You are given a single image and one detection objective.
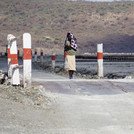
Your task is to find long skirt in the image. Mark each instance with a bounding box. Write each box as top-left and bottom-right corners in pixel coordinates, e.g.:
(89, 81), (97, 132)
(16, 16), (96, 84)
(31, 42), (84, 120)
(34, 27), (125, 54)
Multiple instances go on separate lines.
(66, 55), (76, 71)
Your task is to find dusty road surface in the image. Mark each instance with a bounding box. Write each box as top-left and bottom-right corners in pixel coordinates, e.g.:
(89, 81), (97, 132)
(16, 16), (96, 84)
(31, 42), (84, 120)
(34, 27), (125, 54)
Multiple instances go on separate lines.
(0, 57), (134, 134)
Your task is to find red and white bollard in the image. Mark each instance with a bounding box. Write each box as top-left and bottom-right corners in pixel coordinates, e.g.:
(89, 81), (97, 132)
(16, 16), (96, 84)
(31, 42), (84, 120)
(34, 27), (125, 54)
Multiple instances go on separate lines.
(9, 35), (20, 85)
(23, 33), (32, 87)
(7, 35), (12, 77)
(40, 49), (43, 64)
(97, 43), (103, 77)
(52, 53), (56, 69)
(34, 49), (37, 62)
(64, 51), (68, 70)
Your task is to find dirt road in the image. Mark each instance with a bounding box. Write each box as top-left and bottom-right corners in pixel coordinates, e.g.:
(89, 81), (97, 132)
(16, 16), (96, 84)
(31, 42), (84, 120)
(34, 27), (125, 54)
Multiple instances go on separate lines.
(0, 57), (134, 134)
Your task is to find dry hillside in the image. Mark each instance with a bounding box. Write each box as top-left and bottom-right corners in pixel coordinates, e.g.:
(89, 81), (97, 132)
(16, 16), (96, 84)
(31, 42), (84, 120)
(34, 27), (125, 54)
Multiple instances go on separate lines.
(0, 0), (134, 54)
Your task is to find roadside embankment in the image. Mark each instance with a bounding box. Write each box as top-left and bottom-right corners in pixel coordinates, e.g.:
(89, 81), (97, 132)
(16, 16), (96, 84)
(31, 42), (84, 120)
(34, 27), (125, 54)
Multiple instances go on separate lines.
(32, 62), (133, 79)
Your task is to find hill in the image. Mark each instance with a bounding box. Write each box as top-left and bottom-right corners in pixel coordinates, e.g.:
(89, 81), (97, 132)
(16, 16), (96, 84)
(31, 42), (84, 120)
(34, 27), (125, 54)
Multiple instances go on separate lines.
(0, 0), (134, 54)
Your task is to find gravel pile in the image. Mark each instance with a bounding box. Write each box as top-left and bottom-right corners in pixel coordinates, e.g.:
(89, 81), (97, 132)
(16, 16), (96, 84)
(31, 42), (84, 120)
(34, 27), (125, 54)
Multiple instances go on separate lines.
(0, 84), (55, 109)
(0, 68), (56, 109)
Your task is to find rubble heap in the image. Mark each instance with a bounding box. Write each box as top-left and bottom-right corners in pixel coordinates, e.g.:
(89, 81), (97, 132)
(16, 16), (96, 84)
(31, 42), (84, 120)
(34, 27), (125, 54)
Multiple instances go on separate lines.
(0, 85), (54, 109)
(0, 70), (8, 84)
(0, 70), (55, 109)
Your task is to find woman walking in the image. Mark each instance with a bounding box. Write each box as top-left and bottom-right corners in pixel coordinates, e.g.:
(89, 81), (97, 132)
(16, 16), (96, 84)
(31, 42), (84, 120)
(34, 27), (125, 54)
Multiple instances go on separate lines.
(64, 32), (77, 79)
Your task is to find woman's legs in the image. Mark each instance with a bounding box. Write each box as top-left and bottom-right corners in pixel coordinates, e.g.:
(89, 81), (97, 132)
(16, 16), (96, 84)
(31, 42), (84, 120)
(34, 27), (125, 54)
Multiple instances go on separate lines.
(69, 70), (74, 79)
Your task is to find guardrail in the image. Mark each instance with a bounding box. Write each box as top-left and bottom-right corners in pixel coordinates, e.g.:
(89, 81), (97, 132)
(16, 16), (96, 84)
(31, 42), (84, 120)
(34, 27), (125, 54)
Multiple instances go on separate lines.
(1, 52), (134, 62)
(76, 53), (134, 62)
(1, 52), (134, 63)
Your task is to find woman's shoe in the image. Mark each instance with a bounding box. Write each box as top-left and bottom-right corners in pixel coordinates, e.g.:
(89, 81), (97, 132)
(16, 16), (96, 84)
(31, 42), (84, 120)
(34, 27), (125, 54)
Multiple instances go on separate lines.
(71, 76), (74, 79)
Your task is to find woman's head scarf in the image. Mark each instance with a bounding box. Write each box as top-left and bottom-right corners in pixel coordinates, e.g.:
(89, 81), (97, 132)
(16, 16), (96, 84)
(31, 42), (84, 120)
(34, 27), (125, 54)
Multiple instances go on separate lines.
(64, 32), (77, 51)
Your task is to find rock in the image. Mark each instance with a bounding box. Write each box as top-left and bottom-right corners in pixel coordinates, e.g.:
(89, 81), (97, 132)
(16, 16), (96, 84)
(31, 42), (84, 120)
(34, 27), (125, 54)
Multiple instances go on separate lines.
(0, 72), (8, 84)
(86, 75), (93, 79)
(76, 73), (82, 77)
(92, 75), (99, 79)
(54, 68), (61, 73)
(105, 73), (126, 79)
(124, 76), (132, 79)
(82, 74), (87, 78)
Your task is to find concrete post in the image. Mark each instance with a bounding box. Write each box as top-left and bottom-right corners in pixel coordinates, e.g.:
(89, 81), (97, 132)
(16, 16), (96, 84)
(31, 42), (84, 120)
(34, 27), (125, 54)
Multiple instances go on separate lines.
(9, 35), (20, 85)
(64, 51), (68, 70)
(23, 33), (32, 87)
(1, 52), (5, 56)
(7, 35), (12, 78)
(40, 49), (43, 64)
(34, 49), (37, 62)
(97, 43), (103, 77)
(52, 53), (55, 69)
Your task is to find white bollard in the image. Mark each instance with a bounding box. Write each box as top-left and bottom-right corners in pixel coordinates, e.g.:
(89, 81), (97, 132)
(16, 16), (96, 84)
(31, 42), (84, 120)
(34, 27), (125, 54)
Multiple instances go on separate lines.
(34, 49), (37, 62)
(1, 52), (5, 56)
(52, 53), (55, 69)
(23, 33), (32, 87)
(64, 51), (68, 70)
(97, 43), (103, 77)
(9, 35), (20, 85)
(40, 49), (43, 64)
(7, 35), (12, 78)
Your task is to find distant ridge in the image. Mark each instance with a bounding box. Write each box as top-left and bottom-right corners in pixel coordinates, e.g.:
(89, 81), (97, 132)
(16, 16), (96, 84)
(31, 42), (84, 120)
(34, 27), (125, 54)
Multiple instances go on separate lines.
(0, 0), (134, 54)
(61, 0), (134, 1)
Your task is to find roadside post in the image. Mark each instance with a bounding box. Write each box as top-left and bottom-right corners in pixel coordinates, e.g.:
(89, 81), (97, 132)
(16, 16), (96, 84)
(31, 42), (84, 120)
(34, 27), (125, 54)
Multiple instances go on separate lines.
(9, 35), (20, 85)
(34, 49), (37, 62)
(97, 43), (103, 77)
(23, 33), (32, 87)
(40, 49), (44, 64)
(7, 35), (12, 78)
(52, 53), (56, 69)
(64, 51), (68, 70)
